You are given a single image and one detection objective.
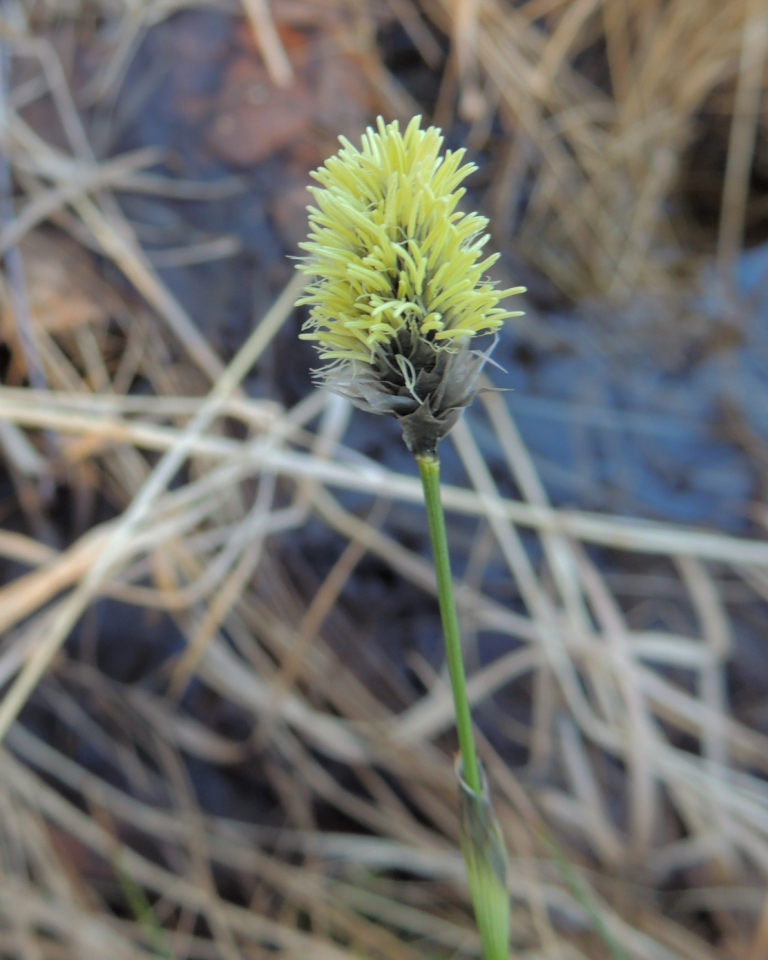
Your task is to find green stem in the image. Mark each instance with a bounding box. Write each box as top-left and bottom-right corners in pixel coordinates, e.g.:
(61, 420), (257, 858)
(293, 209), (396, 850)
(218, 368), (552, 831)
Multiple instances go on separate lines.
(417, 454), (481, 796)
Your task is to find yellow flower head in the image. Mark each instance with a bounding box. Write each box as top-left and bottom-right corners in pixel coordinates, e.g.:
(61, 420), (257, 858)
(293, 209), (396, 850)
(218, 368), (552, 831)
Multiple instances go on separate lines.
(295, 116), (526, 456)
(297, 115), (525, 363)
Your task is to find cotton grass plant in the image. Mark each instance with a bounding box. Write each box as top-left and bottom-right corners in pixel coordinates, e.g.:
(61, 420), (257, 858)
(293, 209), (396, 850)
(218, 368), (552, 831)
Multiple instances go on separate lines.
(298, 115), (525, 958)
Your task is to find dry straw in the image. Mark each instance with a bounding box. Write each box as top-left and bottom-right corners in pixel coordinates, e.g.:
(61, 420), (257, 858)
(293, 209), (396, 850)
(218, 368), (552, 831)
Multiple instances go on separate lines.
(0, 1), (767, 959)
(428, 0), (768, 297)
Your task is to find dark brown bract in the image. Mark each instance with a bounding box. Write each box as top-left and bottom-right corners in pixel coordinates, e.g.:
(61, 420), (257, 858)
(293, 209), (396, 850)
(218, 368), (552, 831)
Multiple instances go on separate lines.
(315, 325), (498, 456)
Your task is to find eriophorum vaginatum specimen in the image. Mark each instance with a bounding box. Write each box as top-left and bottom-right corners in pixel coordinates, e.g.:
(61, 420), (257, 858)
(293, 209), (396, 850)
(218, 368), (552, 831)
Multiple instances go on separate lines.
(297, 115), (525, 457)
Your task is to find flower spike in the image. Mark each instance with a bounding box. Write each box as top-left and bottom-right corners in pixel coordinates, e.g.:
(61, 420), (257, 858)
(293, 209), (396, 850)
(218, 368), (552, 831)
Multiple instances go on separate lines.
(298, 118), (519, 958)
(297, 115), (525, 455)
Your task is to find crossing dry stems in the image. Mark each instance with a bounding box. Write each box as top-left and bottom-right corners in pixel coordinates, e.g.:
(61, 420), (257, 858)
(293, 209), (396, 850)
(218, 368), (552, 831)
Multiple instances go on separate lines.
(1, 1), (768, 958)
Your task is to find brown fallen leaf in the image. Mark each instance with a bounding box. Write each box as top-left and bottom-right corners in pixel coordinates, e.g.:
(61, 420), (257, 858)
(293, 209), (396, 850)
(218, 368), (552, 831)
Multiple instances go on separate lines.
(207, 14), (372, 169)
(0, 233), (112, 337)
(206, 53), (313, 166)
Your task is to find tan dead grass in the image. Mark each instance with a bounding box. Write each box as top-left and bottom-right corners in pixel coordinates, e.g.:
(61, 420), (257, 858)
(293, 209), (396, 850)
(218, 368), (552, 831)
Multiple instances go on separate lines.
(0, 0), (767, 958)
(425, 0), (768, 298)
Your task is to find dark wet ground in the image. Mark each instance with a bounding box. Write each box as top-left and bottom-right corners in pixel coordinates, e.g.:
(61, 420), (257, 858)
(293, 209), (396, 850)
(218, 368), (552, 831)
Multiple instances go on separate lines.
(7, 4), (768, 824)
(101, 7), (768, 535)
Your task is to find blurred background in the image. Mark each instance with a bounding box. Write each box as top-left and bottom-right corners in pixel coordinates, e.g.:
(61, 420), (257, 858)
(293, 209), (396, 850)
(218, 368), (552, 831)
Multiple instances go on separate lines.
(2, 0), (768, 957)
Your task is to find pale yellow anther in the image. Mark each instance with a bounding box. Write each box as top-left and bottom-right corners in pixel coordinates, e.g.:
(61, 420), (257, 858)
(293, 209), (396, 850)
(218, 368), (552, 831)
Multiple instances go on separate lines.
(297, 116), (525, 366)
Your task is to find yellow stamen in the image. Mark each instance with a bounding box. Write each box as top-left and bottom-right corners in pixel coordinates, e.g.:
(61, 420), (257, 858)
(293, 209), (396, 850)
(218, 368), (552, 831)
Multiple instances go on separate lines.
(297, 116), (525, 364)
